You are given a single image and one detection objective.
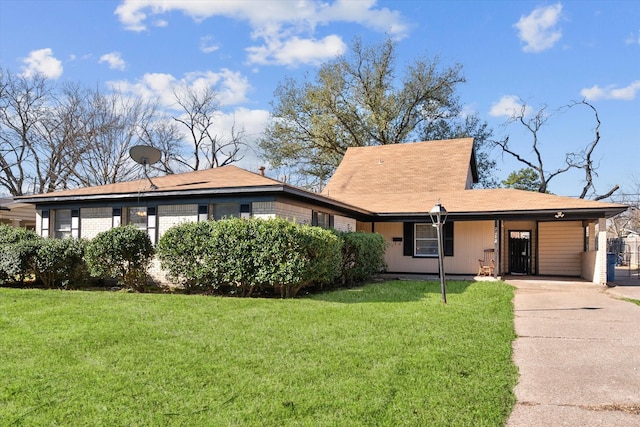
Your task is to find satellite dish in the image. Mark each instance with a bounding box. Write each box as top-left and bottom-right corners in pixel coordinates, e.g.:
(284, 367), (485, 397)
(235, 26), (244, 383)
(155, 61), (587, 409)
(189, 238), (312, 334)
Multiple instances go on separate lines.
(130, 145), (162, 166)
(129, 145), (162, 190)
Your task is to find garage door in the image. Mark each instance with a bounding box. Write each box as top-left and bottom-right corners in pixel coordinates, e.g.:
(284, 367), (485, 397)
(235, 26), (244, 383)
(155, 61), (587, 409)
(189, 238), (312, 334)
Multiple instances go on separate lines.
(538, 221), (583, 276)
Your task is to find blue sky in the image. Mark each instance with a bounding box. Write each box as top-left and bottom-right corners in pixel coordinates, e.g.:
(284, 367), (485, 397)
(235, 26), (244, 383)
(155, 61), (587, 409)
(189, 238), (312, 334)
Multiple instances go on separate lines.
(1, 0), (638, 198)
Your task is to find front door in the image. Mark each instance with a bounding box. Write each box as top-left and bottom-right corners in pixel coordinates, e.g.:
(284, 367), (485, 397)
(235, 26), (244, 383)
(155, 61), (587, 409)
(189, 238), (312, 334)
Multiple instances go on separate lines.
(509, 231), (531, 275)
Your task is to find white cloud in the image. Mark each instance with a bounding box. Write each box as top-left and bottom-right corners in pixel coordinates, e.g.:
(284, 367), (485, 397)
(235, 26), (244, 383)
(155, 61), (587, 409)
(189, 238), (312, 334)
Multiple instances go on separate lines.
(114, 0), (408, 66)
(20, 48), (63, 79)
(489, 95), (532, 118)
(247, 35), (347, 66)
(154, 19), (168, 28)
(99, 52), (126, 70)
(217, 107), (271, 167)
(183, 69), (251, 105)
(514, 3), (563, 53)
(581, 81), (640, 101)
(108, 72), (177, 106)
(200, 36), (220, 53)
(108, 69), (252, 108)
(625, 31), (640, 45)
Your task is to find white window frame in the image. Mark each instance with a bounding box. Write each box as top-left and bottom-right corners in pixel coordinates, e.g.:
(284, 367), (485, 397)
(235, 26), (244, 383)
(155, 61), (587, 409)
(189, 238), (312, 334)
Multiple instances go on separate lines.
(54, 209), (72, 239)
(212, 203), (240, 220)
(124, 206), (157, 244)
(414, 223), (438, 257)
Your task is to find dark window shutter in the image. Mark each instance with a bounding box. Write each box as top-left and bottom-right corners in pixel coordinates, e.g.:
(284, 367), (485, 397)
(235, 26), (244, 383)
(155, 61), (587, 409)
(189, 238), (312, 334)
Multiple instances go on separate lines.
(329, 215), (335, 229)
(311, 211), (318, 226)
(403, 222), (414, 256)
(443, 222), (454, 256)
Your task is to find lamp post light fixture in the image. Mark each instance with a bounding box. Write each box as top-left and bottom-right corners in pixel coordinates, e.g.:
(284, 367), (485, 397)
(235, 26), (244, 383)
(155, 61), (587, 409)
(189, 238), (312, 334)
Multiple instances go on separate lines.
(429, 199), (448, 304)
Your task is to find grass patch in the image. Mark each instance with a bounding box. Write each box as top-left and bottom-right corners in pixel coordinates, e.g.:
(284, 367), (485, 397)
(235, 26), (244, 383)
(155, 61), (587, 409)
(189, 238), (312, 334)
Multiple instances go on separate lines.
(624, 298), (640, 307)
(0, 280), (517, 426)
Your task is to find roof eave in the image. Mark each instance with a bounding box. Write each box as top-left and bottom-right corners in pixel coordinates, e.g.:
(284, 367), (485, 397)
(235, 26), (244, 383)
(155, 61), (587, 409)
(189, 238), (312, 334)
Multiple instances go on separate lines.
(18, 184), (374, 218)
(373, 206), (628, 221)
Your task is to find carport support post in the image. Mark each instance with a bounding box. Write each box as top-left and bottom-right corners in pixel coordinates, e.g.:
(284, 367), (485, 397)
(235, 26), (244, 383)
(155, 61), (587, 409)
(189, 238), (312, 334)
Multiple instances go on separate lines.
(596, 218), (608, 285)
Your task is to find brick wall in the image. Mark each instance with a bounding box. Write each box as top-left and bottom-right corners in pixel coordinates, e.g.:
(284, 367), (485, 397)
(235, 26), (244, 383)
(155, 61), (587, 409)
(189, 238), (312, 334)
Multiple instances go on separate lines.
(333, 215), (356, 232)
(273, 201), (312, 225)
(252, 201), (276, 220)
(80, 207), (112, 240)
(157, 204), (198, 236)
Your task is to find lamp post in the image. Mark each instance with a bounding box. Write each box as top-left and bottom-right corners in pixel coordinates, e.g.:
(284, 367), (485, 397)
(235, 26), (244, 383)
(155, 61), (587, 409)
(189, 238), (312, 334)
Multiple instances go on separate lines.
(429, 199), (448, 304)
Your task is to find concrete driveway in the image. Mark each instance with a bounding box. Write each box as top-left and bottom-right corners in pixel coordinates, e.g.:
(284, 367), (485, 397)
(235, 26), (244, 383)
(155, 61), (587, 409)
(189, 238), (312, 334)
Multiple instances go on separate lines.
(506, 275), (640, 426)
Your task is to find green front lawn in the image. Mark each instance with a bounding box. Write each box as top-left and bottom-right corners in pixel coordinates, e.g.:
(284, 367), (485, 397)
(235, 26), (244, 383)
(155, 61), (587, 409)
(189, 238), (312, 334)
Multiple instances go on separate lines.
(0, 280), (517, 426)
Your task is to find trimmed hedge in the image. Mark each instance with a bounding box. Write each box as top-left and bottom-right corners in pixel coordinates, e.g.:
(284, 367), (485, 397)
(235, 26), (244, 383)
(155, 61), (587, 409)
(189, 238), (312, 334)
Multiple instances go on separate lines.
(157, 218), (386, 297)
(155, 221), (219, 292)
(0, 225), (89, 288)
(85, 225), (155, 291)
(1, 219), (388, 296)
(33, 238), (89, 289)
(249, 218), (342, 298)
(158, 218), (342, 297)
(0, 225), (40, 284)
(336, 231), (387, 285)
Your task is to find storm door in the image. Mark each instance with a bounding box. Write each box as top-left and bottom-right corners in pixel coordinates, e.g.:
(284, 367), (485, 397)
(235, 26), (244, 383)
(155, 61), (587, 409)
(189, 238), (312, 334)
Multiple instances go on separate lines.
(509, 231), (531, 275)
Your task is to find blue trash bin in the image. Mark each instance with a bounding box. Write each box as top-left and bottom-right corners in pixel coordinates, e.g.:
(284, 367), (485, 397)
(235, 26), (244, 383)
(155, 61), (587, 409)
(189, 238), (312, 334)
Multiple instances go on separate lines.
(607, 253), (616, 282)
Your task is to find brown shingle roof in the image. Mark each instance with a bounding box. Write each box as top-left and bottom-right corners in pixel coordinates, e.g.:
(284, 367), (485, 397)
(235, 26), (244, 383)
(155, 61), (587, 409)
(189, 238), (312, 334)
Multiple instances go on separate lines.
(326, 188), (627, 216)
(18, 144), (627, 218)
(19, 166), (283, 200)
(318, 138), (626, 217)
(321, 138), (475, 198)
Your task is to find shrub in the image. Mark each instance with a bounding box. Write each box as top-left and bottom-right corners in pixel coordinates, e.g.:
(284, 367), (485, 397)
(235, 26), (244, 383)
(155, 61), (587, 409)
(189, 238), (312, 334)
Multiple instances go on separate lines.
(33, 238), (88, 289)
(251, 218), (342, 298)
(0, 224), (39, 245)
(0, 225), (40, 285)
(336, 231), (387, 285)
(210, 218), (259, 296)
(85, 225), (154, 291)
(0, 240), (39, 285)
(156, 221), (219, 292)
(158, 218), (343, 298)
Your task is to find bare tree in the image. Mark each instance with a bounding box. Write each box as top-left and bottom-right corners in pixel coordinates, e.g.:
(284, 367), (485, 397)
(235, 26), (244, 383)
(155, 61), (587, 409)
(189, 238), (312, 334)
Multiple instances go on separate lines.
(72, 88), (155, 187)
(0, 70), (52, 196)
(608, 176), (640, 237)
(171, 85), (246, 170)
(1, 68), (248, 196)
(33, 83), (88, 192)
(492, 99), (619, 199)
(137, 114), (184, 175)
(564, 100), (619, 200)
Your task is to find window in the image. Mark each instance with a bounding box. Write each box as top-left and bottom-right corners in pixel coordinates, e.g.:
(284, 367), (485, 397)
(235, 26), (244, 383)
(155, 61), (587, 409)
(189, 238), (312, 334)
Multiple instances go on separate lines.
(213, 203), (240, 220)
(312, 211), (333, 229)
(54, 209), (72, 238)
(127, 207), (148, 230)
(124, 206), (157, 244)
(415, 224), (438, 257)
(403, 222), (454, 257)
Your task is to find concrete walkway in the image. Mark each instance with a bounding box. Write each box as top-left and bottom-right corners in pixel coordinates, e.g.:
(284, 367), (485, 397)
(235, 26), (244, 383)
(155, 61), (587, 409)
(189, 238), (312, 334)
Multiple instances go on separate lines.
(506, 275), (640, 426)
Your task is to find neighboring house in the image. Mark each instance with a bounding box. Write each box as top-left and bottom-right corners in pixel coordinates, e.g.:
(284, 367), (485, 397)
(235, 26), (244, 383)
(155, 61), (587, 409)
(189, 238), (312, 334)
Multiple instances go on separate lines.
(0, 197), (36, 229)
(18, 138), (627, 285)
